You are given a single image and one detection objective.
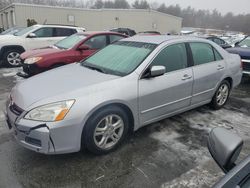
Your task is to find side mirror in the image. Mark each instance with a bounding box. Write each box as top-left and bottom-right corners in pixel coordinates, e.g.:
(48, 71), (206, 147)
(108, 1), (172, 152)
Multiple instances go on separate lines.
(149, 66), (166, 77)
(207, 127), (243, 173)
(78, 45), (90, 50)
(27, 33), (36, 38)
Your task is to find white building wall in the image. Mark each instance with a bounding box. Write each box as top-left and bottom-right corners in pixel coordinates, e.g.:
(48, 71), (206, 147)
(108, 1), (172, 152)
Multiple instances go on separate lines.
(0, 3), (182, 33)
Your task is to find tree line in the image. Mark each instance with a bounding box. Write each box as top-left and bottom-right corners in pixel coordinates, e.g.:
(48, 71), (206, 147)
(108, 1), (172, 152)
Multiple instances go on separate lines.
(1, 0), (250, 34)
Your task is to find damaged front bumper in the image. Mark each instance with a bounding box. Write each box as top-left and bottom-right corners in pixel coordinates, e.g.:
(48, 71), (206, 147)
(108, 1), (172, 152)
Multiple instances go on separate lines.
(5, 107), (56, 154)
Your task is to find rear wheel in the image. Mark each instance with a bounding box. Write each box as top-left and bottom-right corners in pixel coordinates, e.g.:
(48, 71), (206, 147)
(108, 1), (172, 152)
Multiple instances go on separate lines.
(210, 80), (230, 110)
(3, 49), (23, 67)
(83, 106), (129, 155)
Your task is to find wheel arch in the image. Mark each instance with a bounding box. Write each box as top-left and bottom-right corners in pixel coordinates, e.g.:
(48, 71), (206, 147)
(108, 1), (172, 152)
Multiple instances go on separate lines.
(223, 77), (233, 90)
(0, 45), (25, 57)
(80, 101), (136, 149)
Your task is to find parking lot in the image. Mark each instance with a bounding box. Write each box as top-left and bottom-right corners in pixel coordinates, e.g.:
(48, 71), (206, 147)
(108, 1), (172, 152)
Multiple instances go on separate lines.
(0, 67), (249, 188)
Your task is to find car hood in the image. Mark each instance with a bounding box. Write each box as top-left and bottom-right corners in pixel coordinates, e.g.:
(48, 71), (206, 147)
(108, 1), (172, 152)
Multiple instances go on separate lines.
(12, 63), (119, 109)
(226, 47), (250, 58)
(0, 35), (22, 46)
(20, 47), (62, 59)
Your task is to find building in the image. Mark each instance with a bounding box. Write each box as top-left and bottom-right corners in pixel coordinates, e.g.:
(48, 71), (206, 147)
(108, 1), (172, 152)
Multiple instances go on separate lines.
(0, 3), (182, 34)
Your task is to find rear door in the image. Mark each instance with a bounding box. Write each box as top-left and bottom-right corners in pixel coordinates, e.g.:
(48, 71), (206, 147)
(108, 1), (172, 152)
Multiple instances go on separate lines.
(139, 43), (193, 125)
(189, 42), (226, 105)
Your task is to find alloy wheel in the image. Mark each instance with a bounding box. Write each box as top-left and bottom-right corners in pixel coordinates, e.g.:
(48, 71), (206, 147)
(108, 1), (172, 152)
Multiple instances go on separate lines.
(7, 52), (21, 66)
(94, 114), (124, 150)
(216, 84), (229, 106)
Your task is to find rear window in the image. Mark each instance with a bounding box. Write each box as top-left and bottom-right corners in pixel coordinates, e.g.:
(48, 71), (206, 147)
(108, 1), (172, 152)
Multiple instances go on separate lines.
(54, 28), (76, 37)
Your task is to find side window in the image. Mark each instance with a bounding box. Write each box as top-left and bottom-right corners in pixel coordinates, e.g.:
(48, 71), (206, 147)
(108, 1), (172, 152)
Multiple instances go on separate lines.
(84, 35), (107, 49)
(110, 35), (125, 43)
(54, 28), (76, 37)
(190, 42), (215, 65)
(213, 48), (223, 61)
(151, 43), (188, 73)
(33, 27), (53, 38)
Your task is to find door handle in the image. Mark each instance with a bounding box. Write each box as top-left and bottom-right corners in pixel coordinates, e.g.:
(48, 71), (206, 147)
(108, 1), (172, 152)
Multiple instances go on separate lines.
(217, 65), (225, 70)
(182, 74), (192, 80)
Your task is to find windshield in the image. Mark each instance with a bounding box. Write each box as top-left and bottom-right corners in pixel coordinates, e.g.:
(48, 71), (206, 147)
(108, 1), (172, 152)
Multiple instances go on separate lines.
(14, 25), (36, 36)
(54, 34), (87, 49)
(81, 41), (156, 76)
(238, 36), (250, 48)
(0, 27), (23, 35)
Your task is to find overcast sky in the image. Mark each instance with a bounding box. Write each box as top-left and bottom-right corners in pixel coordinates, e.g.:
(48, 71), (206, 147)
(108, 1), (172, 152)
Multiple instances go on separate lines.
(127, 0), (250, 15)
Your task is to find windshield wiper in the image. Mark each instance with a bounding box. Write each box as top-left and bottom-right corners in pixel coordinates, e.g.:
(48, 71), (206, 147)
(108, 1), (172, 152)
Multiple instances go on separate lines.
(82, 63), (106, 74)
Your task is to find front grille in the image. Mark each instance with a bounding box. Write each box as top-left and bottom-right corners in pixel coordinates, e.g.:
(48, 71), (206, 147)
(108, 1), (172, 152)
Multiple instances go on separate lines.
(242, 62), (250, 72)
(25, 137), (41, 147)
(10, 103), (24, 116)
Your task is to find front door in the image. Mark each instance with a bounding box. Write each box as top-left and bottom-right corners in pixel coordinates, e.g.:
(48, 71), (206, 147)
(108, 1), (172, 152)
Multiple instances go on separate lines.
(139, 43), (193, 125)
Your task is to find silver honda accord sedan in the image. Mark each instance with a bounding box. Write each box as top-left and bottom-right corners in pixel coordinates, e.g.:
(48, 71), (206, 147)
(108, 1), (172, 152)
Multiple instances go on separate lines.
(5, 36), (242, 154)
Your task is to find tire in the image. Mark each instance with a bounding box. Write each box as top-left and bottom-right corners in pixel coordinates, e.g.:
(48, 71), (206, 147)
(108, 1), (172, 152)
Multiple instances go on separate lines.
(3, 49), (23, 67)
(83, 106), (129, 155)
(210, 80), (231, 110)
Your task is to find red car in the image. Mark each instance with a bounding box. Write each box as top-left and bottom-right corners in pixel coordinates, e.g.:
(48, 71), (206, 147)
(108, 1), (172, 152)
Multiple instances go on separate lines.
(19, 31), (127, 77)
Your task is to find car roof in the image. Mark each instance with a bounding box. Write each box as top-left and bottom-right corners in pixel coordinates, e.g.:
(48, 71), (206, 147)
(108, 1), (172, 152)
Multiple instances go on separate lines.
(121, 35), (197, 44)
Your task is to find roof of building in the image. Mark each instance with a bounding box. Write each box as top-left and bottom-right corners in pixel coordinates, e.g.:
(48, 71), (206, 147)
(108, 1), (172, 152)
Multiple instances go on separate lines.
(0, 3), (182, 21)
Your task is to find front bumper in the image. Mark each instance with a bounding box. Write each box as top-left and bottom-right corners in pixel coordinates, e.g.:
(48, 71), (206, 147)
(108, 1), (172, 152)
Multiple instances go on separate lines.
(5, 102), (82, 154)
(20, 61), (44, 76)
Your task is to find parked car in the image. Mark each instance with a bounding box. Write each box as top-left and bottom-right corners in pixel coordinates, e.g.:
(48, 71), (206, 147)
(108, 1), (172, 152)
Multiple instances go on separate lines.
(18, 31), (127, 77)
(200, 36), (232, 49)
(227, 36), (250, 75)
(0, 26), (25, 35)
(208, 127), (250, 188)
(110, 28), (136, 36)
(0, 24), (85, 67)
(5, 36), (242, 155)
(137, 31), (161, 35)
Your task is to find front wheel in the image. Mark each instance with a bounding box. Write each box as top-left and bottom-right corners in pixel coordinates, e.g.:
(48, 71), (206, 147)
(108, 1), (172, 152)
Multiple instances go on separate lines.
(3, 49), (23, 67)
(83, 106), (129, 155)
(210, 80), (230, 110)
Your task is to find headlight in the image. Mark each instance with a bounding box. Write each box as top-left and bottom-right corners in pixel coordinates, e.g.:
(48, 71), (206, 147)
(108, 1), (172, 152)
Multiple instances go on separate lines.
(24, 100), (75, 122)
(24, 57), (43, 64)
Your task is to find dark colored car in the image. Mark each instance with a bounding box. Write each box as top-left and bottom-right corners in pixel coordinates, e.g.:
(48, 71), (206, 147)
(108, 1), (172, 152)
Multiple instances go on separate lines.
(110, 28), (136, 36)
(137, 31), (161, 35)
(200, 36), (232, 49)
(18, 31), (127, 77)
(208, 127), (250, 188)
(227, 36), (250, 75)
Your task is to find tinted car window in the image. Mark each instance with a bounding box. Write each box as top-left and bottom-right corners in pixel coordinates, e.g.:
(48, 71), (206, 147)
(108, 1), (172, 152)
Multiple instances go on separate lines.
(214, 48), (223, 61)
(151, 43), (188, 72)
(190, 42), (215, 65)
(33, 27), (53, 37)
(84, 35), (107, 49)
(110, 35), (125, 43)
(54, 28), (76, 37)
